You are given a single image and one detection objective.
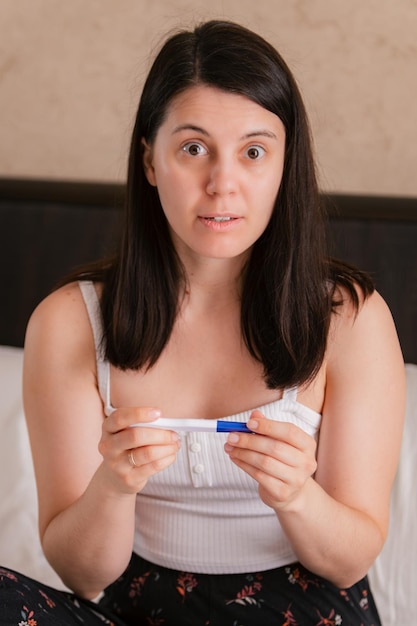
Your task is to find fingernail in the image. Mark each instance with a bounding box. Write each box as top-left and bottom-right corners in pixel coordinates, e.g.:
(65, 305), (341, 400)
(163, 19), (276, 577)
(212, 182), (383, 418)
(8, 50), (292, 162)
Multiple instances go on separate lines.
(248, 418), (258, 430)
(227, 433), (239, 444)
(149, 409), (162, 419)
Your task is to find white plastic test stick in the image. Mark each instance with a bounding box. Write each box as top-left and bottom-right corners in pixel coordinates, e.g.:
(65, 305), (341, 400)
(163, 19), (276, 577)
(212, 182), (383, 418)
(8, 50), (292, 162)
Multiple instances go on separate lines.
(130, 417), (251, 433)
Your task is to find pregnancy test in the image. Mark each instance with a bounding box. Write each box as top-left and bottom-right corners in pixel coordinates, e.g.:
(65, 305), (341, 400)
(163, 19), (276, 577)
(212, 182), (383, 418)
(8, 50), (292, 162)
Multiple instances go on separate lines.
(131, 417), (252, 433)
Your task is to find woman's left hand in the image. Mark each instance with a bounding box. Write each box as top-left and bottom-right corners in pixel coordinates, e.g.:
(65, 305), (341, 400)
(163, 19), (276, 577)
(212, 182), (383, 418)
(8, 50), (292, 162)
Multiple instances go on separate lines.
(224, 410), (317, 511)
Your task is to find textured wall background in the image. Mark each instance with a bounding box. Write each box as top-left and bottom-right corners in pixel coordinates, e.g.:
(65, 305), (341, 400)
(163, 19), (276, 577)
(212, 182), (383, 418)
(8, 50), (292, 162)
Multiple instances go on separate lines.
(1, 0), (416, 195)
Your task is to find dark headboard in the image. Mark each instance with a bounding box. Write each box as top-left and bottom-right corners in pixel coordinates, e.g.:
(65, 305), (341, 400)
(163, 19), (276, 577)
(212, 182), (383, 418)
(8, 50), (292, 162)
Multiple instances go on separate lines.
(1, 178), (416, 363)
(326, 194), (417, 364)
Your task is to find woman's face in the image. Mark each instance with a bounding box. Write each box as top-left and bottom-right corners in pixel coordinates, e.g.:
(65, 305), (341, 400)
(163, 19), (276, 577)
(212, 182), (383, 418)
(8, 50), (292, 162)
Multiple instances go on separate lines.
(143, 85), (286, 264)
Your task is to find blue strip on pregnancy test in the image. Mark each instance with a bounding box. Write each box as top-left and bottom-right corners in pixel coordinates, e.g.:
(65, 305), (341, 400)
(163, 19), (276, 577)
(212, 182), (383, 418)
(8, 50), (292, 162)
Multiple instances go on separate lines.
(215, 420), (251, 433)
(130, 417), (252, 433)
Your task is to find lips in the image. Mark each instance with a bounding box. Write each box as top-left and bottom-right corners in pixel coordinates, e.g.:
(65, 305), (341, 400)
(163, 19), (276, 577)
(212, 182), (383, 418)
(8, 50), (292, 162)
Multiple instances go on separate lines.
(198, 214), (242, 231)
(204, 216), (236, 222)
(199, 213), (240, 221)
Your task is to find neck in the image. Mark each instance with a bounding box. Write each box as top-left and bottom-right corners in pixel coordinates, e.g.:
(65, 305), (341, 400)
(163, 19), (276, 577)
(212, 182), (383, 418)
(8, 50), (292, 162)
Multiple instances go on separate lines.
(179, 252), (249, 310)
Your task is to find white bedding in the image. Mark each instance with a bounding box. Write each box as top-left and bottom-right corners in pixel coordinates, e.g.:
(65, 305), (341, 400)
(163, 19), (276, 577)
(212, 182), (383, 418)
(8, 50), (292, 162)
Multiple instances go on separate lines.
(0, 345), (416, 621)
(0, 346), (65, 589)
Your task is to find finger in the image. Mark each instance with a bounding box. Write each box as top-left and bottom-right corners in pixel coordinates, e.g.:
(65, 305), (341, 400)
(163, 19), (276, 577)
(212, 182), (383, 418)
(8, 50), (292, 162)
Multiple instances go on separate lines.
(231, 455), (302, 509)
(248, 412), (315, 451)
(100, 425), (180, 462)
(228, 454), (287, 487)
(224, 418), (317, 481)
(121, 424), (181, 450)
(225, 432), (312, 472)
(227, 442), (316, 506)
(114, 445), (179, 495)
(128, 441), (180, 472)
(228, 413), (316, 458)
(105, 407), (162, 433)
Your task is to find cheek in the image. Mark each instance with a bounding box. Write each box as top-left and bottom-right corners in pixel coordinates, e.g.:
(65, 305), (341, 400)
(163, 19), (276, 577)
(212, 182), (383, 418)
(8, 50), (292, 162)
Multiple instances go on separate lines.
(156, 174), (187, 213)
(154, 154), (184, 191)
(266, 162), (284, 205)
(257, 174), (282, 214)
(155, 161), (201, 212)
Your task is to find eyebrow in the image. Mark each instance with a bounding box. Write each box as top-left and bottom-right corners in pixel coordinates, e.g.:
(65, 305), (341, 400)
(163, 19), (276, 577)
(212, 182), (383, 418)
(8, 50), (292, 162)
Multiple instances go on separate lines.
(172, 124), (278, 141)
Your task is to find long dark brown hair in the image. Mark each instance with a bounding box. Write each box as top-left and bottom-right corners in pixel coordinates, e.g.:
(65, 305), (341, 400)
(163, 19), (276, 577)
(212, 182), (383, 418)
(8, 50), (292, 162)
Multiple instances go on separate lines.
(74, 20), (373, 388)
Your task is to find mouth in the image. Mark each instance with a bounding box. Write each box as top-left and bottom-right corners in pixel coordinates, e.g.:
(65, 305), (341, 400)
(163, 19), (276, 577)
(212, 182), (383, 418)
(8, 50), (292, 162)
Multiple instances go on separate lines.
(198, 215), (241, 231)
(200, 214), (241, 222)
(204, 216), (236, 222)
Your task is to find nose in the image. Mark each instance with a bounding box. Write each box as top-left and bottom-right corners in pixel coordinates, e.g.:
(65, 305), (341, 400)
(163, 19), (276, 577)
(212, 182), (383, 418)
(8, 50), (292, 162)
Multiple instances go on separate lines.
(206, 156), (238, 196)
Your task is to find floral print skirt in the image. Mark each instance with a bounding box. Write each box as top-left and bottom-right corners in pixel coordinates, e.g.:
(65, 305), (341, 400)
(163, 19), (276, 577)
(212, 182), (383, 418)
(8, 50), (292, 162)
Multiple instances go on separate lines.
(1, 555), (382, 626)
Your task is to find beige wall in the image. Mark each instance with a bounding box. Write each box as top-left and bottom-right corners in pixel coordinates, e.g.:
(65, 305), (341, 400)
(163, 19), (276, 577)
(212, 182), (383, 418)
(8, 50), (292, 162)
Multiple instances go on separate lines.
(1, 0), (416, 195)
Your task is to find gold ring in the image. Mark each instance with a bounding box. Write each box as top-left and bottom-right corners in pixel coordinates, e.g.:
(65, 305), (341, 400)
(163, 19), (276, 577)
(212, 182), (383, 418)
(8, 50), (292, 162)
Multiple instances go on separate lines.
(128, 450), (138, 468)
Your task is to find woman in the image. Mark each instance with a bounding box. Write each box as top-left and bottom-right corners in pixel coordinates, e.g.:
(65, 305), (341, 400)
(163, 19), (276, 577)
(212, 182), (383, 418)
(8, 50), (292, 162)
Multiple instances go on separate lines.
(1, 20), (404, 626)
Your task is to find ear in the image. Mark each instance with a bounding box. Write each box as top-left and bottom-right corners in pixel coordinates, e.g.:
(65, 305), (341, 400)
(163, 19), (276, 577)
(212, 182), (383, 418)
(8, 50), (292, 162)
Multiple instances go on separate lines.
(141, 138), (157, 186)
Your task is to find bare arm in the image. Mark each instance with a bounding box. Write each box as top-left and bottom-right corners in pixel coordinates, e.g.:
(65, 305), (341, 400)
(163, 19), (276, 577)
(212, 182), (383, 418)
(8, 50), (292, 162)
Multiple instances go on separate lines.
(225, 290), (405, 588)
(23, 283), (180, 598)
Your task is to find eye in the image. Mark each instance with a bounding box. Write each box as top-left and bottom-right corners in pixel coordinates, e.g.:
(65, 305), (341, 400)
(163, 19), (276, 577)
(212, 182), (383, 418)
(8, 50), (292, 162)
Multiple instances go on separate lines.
(182, 142), (208, 156)
(245, 145), (265, 160)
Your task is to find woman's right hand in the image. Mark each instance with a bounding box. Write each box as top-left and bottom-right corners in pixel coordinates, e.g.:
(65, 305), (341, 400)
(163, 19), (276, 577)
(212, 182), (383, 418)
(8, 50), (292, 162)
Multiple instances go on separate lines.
(98, 407), (181, 495)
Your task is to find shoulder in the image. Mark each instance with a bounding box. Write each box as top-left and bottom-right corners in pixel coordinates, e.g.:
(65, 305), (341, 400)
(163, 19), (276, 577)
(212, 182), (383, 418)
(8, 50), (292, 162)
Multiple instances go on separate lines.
(25, 281), (97, 370)
(28, 281), (85, 321)
(27, 282), (83, 335)
(23, 282), (104, 438)
(27, 280), (100, 333)
(328, 286), (399, 354)
(325, 286), (405, 402)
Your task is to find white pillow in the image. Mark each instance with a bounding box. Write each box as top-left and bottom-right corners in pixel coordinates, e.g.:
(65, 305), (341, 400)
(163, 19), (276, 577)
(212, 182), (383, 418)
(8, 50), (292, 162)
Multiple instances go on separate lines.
(368, 363), (417, 624)
(0, 345), (65, 589)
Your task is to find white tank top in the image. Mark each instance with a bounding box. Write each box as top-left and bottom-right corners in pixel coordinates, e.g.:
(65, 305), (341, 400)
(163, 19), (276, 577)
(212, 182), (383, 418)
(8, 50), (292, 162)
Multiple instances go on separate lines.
(79, 280), (322, 574)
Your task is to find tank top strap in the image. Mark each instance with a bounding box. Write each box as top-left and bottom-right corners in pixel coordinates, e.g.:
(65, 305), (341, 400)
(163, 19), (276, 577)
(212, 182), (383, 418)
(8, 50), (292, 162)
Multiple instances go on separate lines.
(282, 386), (298, 402)
(78, 280), (111, 414)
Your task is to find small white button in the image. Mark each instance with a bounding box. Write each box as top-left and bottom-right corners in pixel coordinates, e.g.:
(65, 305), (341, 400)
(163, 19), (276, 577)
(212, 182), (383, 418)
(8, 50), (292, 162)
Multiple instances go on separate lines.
(193, 464), (205, 474)
(190, 442), (201, 453)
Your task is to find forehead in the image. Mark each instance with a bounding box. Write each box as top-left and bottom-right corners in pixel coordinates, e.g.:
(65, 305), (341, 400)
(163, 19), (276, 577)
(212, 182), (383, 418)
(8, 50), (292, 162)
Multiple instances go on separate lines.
(159, 85), (285, 137)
